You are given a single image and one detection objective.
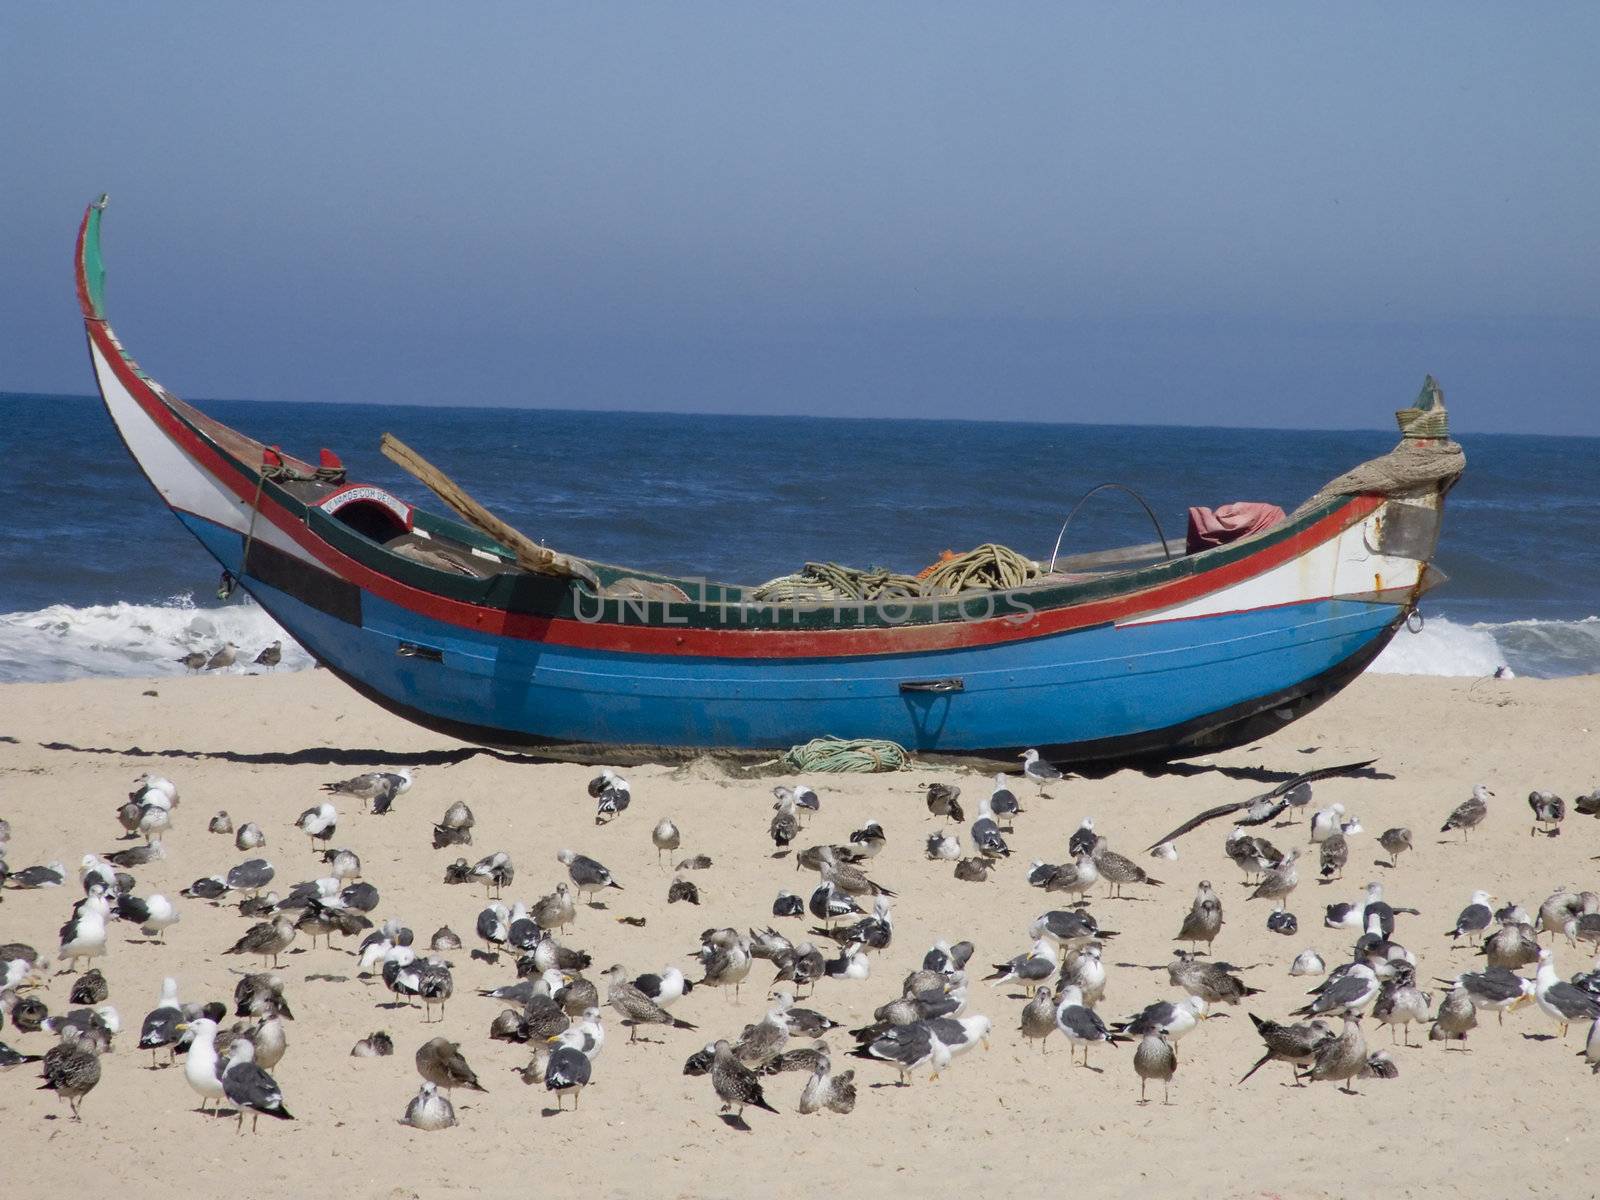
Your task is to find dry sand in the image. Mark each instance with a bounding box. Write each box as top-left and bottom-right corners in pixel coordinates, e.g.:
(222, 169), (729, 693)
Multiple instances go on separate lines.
(2, 669), (1598, 1199)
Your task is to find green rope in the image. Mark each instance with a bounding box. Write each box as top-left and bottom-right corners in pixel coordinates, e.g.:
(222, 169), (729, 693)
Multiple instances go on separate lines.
(781, 736), (911, 773)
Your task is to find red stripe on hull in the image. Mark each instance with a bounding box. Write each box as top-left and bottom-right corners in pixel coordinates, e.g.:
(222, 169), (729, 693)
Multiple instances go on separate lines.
(85, 318), (1380, 660)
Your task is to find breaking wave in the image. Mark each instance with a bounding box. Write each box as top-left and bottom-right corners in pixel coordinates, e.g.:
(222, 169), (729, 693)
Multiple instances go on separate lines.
(1368, 615), (1600, 679)
(0, 596), (311, 683)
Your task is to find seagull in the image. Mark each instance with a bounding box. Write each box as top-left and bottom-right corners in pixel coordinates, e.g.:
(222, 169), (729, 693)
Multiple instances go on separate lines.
(1030, 909), (1117, 950)
(224, 914), (296, 967)
(178, 1017), (227, 1113)
(254, 641), (282, 667)
(1429, 984), (1479, 1048)
(1371, 963), (1431, 1046)
(1290, 950), (1326, 976)
(1297, 1015), (1368, 1094)
(1176, 880), (1224, 954)
(1480, 921), (1540, 970)
(1454, 966), (1530, 1024)
(203, 642), (238, 670)
(985, 939), (1059, 989)
(1377, 827), (1412, 866)
(469, 851), (515, 898)
(1091, 836), (1164, 898)
(926, 830), (961, 861)
(58, 889), (112, 972)
(1528, 790), (1564, 837)
(322, 768), (414, 813)
(1054, 985), (1129, 1066)
(1248, 850), (1301, 909)
(849, 1021), (951, 1085)
(588, 768), (631, 816)
(1448, 891), (1495, 943)
(651, 818), (681, 865)
(797, 1052), (856, 1115)
(1020, 986), (1058, 1053)
(987, 776), (1022, 828)
(1133, 1030), (1177, 1104)
(773, 784), (820, 824)
(1111, 996), (1209, 1043)
(847, 820), (887, 859)
(770, 795), (800, 852)
(603, 964), (698, 1041)
(39, 1024), (102, 1120)
(416, 1037), (487, 1093)
(544, 1040), (593, 1110)
(1292, 965), (1379, 1017)
(1534, 948), (1600, 1036)
(432, 800), (474, 849)
(138, 977), (183, 1066)
(1145, 760), (1379, 850)
(1318, 832), (1349, 880)
(1238, 1013), (1334, 1085)
(923, 782), (963, 823)
(1019, 749), (1063, 795)
(971, 806), (1011, 859)
(1057, 943), (1107, 1007)
(1068, 818), (1098, 857)
(1441, 784), (1492, 840)
(226, 858), (275, 895)
(401, 1081), (457, 1130)
(294, 802), (338, 852)
(235, 823), (266, 851)
(1168, 954), (1261, 1006)
(1309, 803), (1346, 844)
(557, 849), (623, 907)
(710, 1039), (781, 1116)
(221, 1038), (294, 1132)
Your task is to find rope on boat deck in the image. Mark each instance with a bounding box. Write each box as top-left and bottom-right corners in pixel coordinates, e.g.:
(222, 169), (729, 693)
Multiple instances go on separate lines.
(776, 736), (911, 774)
(750, 543), (1039, 603)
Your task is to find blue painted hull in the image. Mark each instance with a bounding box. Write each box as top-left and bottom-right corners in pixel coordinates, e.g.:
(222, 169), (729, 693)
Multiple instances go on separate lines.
(182, 513), (1400, 755)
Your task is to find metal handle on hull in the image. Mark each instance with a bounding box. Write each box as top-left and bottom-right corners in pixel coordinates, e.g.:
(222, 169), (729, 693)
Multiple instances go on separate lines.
(899, 678), (965, 694)
(397, 642), (444, 663)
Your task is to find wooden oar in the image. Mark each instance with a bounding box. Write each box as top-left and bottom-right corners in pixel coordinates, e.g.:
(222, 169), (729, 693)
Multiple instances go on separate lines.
(380, 433), (599, 590)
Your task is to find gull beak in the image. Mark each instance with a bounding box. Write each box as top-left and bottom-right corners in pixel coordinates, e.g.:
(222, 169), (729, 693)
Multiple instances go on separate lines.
(174, 1022), (190, 1033)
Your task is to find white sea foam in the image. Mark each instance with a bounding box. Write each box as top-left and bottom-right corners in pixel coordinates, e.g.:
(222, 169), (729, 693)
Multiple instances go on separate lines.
(1369, 615), (1600, 679)
(0, 596), (312, 684)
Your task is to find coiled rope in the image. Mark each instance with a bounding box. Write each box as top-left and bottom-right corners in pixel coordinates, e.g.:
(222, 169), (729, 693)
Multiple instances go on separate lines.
(780, 736), (911, 773)
(751, 543), (1039, 603)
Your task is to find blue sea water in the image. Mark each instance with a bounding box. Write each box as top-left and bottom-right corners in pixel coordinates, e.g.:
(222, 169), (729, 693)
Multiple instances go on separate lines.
(2, 391), (1596, 682)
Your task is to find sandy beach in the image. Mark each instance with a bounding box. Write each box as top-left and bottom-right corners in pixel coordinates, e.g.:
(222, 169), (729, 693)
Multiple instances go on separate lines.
(2, 668), (1598, 1199)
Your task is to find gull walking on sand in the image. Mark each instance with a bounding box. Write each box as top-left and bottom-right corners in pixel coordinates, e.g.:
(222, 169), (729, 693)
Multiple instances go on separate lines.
(1441, 784), (1492, 841)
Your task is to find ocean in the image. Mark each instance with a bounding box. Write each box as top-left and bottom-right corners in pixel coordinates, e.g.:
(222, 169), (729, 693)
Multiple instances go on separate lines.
(3, 391), (1596, 683)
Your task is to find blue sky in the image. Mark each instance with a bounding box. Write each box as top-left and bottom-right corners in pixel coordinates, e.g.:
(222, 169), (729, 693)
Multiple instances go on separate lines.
(4, 3), (1596, 432)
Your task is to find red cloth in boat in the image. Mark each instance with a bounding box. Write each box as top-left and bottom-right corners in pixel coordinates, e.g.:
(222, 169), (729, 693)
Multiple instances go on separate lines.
(1185, 502), (1286, 554)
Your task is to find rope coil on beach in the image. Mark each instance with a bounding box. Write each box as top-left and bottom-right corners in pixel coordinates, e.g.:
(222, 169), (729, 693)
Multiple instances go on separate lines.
(780, 736), (911, 773)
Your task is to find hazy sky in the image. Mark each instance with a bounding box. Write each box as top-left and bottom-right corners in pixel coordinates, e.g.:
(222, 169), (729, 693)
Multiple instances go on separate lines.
(4, 3), (1596, 432)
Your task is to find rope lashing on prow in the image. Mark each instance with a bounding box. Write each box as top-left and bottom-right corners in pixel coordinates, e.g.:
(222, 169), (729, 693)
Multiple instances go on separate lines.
(772, 737), (912, 774)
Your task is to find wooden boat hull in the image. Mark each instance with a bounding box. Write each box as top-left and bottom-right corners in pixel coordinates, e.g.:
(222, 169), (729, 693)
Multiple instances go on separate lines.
(77, 199), (1458, 765)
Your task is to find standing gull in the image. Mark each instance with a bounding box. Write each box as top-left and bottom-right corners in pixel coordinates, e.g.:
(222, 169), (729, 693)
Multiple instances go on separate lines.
(1528, 790), (1564, 837)
(1429, 985), (1479, 1048)
(416, 1037), (487, 1093)
(1176, 880), (1224, 954)
(545, 1038), (593, 1109)
(1441, 784), (1492, 841)
(1448, 891), (1495, 943)
(1054, 985), (1129, 1066)
(57, 889), (111, 972)
(557, 849), (624, 909)
(1248, 850), (1302, 910)
(1091, 836), (1163, 898)
(294, 801), (338, 852)
(322, 768), (414, 813)
(1019, 749), (1063, 796)
(1133, 1030), (1176, 1104)
(710, 1039), (780, 1117)
(797, 1052), (855, 1115)
(1298, 1015), (1368, 1093)
(1534, 948), (1600, 1036)
(178, 1017), (227, 1113)
(1238, 1013), (1334, 1084)
(39, 1024), (102, 1120)
(1378, 827), (1413, 867)
(1020, 986), (1058, 1053)
(602, 964), (697, 1041)
(221, 1038), (293, 1132)
(923, 782), (964, 823)
(651, 817), (681, 866)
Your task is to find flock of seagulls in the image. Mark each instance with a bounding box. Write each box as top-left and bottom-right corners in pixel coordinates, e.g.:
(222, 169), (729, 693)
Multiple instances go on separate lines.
(176, 641), (282, 672)
(4, 747), (1600, 1139)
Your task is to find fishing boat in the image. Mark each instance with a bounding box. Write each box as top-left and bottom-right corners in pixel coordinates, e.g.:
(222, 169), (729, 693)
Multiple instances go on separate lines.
(76, 197), (1464, 767)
